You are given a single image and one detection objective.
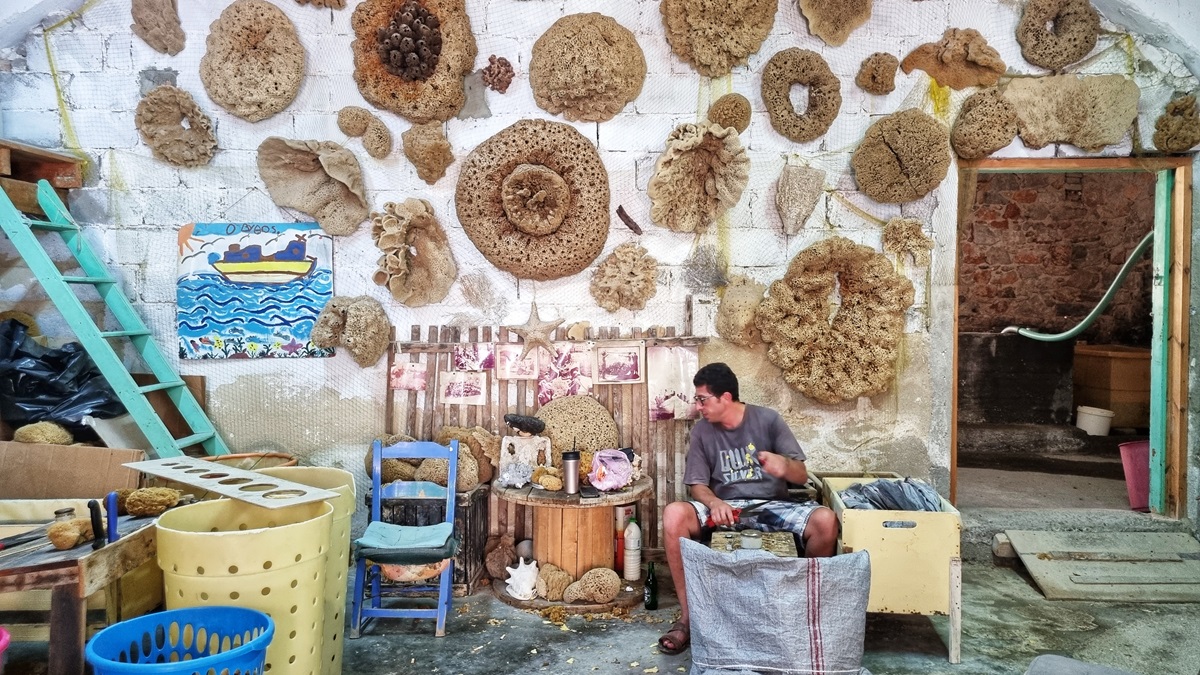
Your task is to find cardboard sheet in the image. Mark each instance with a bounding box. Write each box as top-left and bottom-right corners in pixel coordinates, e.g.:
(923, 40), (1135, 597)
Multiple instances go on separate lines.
(0, 442), (144, 499)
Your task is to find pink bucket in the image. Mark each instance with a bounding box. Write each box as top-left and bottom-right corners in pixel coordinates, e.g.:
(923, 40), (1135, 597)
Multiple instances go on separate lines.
(0, 625), (10, 674)
(1118, 440), (1151, 512)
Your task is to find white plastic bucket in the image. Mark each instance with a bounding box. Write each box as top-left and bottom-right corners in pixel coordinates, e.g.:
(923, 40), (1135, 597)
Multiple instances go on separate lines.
(1076, 405), (1115, 436)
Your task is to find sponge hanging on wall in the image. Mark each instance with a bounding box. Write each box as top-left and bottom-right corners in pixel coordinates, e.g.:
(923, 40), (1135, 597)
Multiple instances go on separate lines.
(311, 296), (392, 367)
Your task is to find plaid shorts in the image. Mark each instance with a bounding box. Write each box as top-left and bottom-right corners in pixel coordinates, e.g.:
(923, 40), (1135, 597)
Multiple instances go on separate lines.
(689, 498), (823, 553)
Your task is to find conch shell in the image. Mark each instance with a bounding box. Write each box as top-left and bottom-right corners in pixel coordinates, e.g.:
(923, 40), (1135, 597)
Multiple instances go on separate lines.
(505, 557), (539, 601)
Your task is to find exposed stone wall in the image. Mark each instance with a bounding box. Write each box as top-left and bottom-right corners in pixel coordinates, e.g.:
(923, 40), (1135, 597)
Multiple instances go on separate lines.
(959, 172), (1155, 346)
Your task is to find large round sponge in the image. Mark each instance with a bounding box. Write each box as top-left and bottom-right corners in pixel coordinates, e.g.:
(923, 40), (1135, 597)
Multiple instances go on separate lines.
(761, 48), (841, 143)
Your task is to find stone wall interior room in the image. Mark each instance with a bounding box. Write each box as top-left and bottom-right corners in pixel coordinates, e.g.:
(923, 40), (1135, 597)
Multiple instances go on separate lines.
(1, 0), (1199, 674)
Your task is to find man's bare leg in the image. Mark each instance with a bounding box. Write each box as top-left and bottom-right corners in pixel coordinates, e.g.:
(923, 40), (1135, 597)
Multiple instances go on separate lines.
(662, 501), (703, 626)
(801, 506), (839, 557)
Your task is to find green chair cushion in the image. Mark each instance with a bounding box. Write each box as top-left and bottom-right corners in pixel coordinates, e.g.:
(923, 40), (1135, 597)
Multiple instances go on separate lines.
(354, 521), (460, 565)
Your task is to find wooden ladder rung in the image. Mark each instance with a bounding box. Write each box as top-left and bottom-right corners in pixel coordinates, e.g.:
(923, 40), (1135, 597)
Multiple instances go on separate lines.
(175, 432), (215, 448)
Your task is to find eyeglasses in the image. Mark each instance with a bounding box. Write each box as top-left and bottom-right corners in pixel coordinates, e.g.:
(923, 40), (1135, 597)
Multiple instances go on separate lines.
(693, 393), (718, 405)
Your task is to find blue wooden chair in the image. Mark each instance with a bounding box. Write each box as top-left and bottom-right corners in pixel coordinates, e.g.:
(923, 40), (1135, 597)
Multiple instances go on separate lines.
(350, 439), (460, 637)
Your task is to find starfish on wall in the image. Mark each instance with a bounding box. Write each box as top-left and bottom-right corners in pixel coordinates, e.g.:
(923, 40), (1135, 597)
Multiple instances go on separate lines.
(504, 302), (564, 360)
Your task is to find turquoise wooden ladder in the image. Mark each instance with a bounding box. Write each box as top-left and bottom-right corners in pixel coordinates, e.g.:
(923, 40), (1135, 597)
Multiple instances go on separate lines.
(0, 179), (229, 457)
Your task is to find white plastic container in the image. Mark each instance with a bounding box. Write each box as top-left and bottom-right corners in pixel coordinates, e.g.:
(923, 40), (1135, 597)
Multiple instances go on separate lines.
(1076, 405), (1115, 436)
(623, 517), (641, 582)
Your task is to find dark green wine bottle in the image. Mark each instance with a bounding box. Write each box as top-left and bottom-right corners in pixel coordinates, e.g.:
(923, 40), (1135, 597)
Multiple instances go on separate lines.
(643, 562), (658, 610)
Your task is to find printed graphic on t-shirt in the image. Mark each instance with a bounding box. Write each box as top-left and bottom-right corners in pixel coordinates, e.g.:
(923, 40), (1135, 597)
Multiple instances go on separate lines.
(718, 442), (763, 485)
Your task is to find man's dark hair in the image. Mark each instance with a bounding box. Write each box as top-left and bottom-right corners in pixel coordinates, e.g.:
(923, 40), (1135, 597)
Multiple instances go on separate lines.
(694, 362), (739, 401)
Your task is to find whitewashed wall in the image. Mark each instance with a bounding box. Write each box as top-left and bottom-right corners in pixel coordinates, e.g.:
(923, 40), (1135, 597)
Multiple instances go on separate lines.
(0, 0), (1197, 507)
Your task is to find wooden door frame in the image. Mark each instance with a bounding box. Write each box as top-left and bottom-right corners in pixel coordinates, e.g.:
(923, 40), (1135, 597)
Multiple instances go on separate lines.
(953, 156), (1192, 518)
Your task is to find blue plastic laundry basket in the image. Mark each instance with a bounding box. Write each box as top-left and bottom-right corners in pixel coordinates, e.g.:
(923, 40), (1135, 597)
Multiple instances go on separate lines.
(85, 606), (273, 675)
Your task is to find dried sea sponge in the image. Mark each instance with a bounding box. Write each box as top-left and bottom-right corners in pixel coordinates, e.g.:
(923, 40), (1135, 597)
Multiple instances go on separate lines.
(296, 0), (346, 7)
(312, 295), (392, 367)
(776, 164), (825, 235)
(48, 518), (95, 550)
(852, 108), (950, 204)
(365, 434), (420, 482)
(482, 55), (514, 94)
(256, 137), (369, 236)
(563, 567), (621, 604)
(401, 121), (454, 184)
(798, 0), (872, 47)
(901, 28), (1006, 90)
(199, 0), (304, 122)
(1002, 75), (1140, 151)
(455, 118), (610, 281)
(135, 85), (216, 168)
(715, 275), (766, 347)
(1016, 0), (1099, 71)
(530, 13), (645, 123)
(125, 488), (183, 517)
(351, 0), (477, 123)
(856, 53), (898, 95)
(338, 106), (374, 137)
(756, 237), (914, 404)
(363, 120), (393, 159)
(370, 198), (456, 307)
(762, 48), (841, 144)
(131, 0), (185, 56)
(536, 563), (574, 602)
(485, 535), (517, 580)
(377, 0), (443, 82)
(436, 426), (494, 484)
(883, 217), (934, 266)
(708, 93), (751, 134)
(660, 0), (776, 78)
(13, 421), (73, 445)
(414, 449), (480, 492)
(951, 88), (1019, 160)
(536, 474), (563, 491)
(648, 123), (749, 234)
(534, 395), (619, 470)
(1153, 95), (1200, 154)
(0, 310), (40, 336)
(590, 243), (659, 313)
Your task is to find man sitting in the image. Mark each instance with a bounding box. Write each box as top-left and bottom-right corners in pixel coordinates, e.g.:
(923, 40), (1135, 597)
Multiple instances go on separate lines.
(658, 362), (839, 655)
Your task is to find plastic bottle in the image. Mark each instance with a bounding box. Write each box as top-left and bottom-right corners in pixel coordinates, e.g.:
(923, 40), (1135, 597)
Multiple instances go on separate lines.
(614, 506), (633, 574)
(643, 562), (658, 610)
(623, 517), (641, 581)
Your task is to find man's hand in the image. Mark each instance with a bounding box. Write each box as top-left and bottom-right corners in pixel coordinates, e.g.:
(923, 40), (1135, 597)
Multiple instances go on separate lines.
(705, 499), (738, 527)
(757, 450), (790, 478)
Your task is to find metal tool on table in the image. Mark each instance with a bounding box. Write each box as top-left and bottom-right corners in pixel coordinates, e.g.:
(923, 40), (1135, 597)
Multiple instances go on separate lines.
(704, 500), (772, 529)
(88, 500), (105, 550)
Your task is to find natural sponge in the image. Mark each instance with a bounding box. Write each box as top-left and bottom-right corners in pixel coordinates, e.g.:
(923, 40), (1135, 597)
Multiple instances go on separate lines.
(708, 93), (751, 134)
(852, 108), (950, 204)
(883, 217), (934, 266)
(1153, 95), (1200, 154)
(13, 421), (73, 445)
(756, 236), (914, 404)
(338, 106), (374, 137)
(371, 198), (457, 307)
(364, 434), (419, 483)
(199, 0), (304, 122)
(530, 13), (645, 122)
(762, 48), (841, 143)
(48, 518), (95, 550)
(436, 425), (495, 484)
(660, 0), (776, 77)
(135, 85), (217, 168)
(535, 395), (620, 470)
(648, 123), (749, 234)
(376, 0), (443, 82)
(856, 53), (898, 95)
(1002, 74), (1140, 151)
(414, 448), (480, 492)
(257, 137), (370, 236)
(455, 118), (610, 281)
(563, 567), (621, 604)
(901, 28), (1006, 90)
(131, 0), (185, 56)
(951, 88), (1019, 160)
(590, 243), (659, 312)
(536, 562), (574, 601)
(125, 487), (183, 517)
(362, 119), (393, 159)
(402, 121), (454, 184)
(1016, 0), (1099, 71)
(481, 55), (514, 93)
(715, 275), (766, 347)
(351, 0), (477, 123)
(312, 295), (392, 367)
(798, 0), (872, 47)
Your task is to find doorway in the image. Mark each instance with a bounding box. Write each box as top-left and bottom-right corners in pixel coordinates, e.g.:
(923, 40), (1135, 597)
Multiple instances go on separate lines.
(952, 157), (1193, 518)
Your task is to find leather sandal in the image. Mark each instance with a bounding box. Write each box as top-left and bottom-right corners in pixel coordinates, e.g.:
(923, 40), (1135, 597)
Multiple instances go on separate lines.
(658, 620), (690, 655)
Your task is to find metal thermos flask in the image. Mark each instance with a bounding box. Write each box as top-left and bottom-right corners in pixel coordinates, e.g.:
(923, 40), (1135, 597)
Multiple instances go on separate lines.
(562, 450), (580, 494)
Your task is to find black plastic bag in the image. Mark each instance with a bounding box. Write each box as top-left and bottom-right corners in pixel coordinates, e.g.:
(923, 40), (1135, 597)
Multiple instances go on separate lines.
(0, 319), (126, 435)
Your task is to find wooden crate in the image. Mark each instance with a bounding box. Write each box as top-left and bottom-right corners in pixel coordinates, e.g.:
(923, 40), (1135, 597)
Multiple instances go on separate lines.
(1073, 344), (1151, 428)
(367, 484), (489, 596)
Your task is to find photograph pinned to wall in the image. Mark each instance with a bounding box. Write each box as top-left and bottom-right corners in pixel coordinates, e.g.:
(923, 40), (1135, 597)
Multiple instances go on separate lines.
(441, 371), (488, 406)
(597, 340), (645, 383)
(390, 361), (428, 391)
(537, 341), (596, 406)
(495, 343), (539, 380)
(177, 222), (333, 359)
(647, 345), (700, 420)
(453, 343), (495, 371)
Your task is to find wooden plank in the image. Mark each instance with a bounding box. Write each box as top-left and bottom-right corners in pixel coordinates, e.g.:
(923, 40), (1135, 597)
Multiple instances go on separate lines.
(961, 156), (1192, 173)
(1070, 573), (1200, 585)
(577, 507), (593, 571)
(426, 326), (440, 441)
(384, 327), (396, 435)
(11, 158), (82, 189)
(561, 509), (579, 575)
(547, 507), (563, 570)
(0, 138), (85, 169)
(1167, 163), (1192, 518)
(0, 147), (10, 176)
(49, 584), (86, 675)
(949, 557), (962, 664)
(0, 176), (47, 216)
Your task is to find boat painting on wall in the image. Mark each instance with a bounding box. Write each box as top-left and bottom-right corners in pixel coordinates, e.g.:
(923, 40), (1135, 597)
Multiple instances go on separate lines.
(176, 222), (334, 359)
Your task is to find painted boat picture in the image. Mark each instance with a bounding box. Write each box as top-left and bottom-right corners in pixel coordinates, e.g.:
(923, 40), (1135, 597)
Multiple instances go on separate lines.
(210, 235), (316, 284)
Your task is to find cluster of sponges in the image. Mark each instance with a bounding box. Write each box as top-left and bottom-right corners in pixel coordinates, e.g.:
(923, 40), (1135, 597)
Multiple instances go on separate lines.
(648, 123), (749, 233)
(435, 425), (498, 484)
(312, 296), (392, 367)
(755, 237), (914, 404)
(1153, 95), (1200, 153)
(136, 85), (216, 168)
(1016, 0), (1099, 71)
(762, 48), (841, 143)
(901, 28), (1006, 89)
(589, 243), (659, 312)
(256, 137), (369, 236)
(13, 421), (73, 445)
(370, 199), (457, 307)
(200, 0), (304, 122)
(531, 465), (563, 491)
(414, 448), (480, 492)
(456, 119), (610, 281)
(402, 122), (454, 183)
(376, 0), (443, 82)
(852, 109), (950, 203)
(536, 562), (574, 601)
(564, 567), (621, 604)
(337, 106), (393, 160)
(352, 0), (477, 123)
(883, 218), (935, 267)
(660, 0), (776, 77)
(530, 14), (645, 122)
(364, 433), (417, 483)
(534, 395), (619, 477)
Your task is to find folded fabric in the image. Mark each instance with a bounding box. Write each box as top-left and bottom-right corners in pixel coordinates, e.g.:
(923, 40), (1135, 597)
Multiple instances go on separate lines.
(840, 477), (942, 512)
(354, 521), (459, 565)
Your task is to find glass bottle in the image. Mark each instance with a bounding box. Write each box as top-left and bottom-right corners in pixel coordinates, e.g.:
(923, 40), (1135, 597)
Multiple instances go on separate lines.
(643, 562), (658, 610)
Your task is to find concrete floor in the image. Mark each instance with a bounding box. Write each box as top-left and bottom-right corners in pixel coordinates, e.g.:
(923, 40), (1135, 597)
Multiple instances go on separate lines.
(956, 465), (1131, 510)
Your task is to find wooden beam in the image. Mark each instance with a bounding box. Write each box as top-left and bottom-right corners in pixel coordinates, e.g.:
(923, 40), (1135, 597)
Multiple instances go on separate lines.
(11, 158), (83, 189)
(1167, 163), (1192, 518)
(0, 138), (84, 166)
(961, 156), (1193, 173)
(0, 176), (44, 216)
(0, 147), (11, 176)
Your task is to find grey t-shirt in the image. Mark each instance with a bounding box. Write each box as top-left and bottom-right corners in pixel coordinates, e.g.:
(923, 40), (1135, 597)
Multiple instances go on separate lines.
(683, 404), (806, 500)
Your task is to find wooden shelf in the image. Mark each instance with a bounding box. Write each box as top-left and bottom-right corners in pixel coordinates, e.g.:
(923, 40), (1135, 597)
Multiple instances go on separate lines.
(0, 138), (84, 216)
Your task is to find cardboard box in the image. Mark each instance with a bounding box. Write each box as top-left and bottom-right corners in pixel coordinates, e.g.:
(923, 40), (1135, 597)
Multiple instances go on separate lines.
(0, 442), (144, 499)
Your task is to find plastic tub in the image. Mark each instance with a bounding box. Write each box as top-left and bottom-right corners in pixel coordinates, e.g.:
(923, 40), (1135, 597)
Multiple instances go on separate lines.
(85, 606), (273, 674)
(1118, 440), (1151, 512)
(1075, 405), (1114, 436)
